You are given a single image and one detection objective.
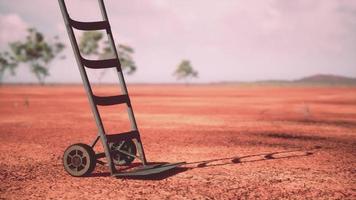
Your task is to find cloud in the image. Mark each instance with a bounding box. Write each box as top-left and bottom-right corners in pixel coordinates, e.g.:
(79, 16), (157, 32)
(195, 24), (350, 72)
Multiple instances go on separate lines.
(0, 13), (28, 48)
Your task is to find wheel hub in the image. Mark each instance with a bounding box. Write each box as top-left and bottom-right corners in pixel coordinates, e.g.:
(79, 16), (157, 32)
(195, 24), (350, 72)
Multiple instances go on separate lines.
(72, 155), (82, 167)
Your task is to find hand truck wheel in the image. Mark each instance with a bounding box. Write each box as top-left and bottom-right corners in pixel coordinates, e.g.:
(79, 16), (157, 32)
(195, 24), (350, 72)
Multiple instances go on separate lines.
(110, 139), (137, 166)
(63, 143), (96, 177)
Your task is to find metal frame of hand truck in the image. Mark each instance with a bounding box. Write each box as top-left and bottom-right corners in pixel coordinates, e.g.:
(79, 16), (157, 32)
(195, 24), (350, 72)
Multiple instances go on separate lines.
(58, 0), (183, 177)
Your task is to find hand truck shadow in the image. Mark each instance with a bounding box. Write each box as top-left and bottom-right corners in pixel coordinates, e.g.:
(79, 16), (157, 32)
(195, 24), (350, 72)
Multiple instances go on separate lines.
(88, 147), (319, 180)
(185, 147), (319, 169)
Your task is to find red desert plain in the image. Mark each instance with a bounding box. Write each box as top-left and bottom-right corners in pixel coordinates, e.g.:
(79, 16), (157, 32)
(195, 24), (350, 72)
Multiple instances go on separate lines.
(0, 84), (355, 199)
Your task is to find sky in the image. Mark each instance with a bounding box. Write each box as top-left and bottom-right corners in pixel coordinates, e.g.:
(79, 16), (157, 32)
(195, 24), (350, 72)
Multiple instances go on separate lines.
(0, 0), (355, 83)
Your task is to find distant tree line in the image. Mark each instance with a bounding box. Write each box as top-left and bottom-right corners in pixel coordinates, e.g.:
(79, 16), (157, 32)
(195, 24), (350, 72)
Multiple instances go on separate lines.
(0, 27), (199, 84)
(0, 28), (65, 84)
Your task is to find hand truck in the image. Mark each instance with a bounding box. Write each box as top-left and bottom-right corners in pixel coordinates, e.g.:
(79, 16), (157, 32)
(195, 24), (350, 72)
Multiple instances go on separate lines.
(58, 0), (184, 177)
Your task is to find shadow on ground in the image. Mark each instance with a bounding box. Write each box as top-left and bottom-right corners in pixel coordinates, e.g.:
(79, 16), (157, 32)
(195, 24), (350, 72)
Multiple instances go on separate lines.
(265, 132), (326, 141)
(186, 147), (318, 169)
(88, 147), (318, 180)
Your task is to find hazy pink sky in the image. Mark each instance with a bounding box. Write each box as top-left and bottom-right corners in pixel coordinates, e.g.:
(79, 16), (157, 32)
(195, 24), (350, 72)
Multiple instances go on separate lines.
(0, 0), (355, 83)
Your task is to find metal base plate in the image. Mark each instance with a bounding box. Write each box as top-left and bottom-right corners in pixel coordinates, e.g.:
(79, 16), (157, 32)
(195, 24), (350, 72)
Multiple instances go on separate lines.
(113, 162), (185, 177)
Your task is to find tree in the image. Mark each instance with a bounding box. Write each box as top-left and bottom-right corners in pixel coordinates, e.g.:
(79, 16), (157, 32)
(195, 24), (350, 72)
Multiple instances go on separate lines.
(78, 31), (136, 82)
(0, 52), (17, 82)
(0, 28), (65, 84)
(79, 31), (103, 55)
(173, 60), (198, 83)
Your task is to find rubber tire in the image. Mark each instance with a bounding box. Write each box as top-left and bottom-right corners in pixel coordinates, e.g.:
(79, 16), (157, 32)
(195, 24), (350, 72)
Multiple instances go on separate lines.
(63, 143), (96, 177)
(110, 140), (137, 166)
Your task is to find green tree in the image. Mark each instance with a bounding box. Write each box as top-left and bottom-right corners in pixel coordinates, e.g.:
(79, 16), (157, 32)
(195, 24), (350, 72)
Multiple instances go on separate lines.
(173, 60), (198, 83)
(0, 52), (17, 82)
(79, 31), (103, 55)
(0, 28), (65, 84)
(79, 31), (136, 82)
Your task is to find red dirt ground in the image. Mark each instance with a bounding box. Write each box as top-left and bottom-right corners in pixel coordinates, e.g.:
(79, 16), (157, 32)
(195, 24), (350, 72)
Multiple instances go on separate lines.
(0, 85), (355, 199)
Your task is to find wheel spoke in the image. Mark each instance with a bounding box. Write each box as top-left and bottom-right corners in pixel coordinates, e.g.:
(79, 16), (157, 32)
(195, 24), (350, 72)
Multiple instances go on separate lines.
(117, 141), (125, 150)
